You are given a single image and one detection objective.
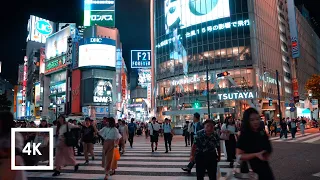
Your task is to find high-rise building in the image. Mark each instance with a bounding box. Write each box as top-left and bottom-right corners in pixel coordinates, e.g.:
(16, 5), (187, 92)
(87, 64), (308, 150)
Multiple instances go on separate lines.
(152, 0), (320, 124)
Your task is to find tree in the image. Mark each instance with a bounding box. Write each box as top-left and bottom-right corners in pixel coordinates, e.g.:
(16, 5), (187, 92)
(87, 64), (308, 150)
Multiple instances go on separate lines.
(305, 74), (320, 100)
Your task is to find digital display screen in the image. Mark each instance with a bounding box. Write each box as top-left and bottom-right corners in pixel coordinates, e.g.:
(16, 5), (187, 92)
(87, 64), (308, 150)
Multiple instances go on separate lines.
(45, 26), (71, 60)
(79, 44), (116, 68)
(165, 0), (230, 33)
(84, 0), (115, 27)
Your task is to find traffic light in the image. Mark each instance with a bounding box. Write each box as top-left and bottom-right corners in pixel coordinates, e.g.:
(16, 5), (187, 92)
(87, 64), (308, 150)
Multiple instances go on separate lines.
(194, 101), (200, 109)
(269, 99), (273, 106)
(217, 71), (230, 78)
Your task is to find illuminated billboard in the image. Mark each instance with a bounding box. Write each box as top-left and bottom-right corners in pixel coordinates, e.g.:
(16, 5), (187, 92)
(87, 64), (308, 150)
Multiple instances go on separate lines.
(165, 0), (230, 33)
(84, 0), (115, 27)
(45, 26), (71, 60)
(138, 69), (151, 88)
(26, 15), (55, 43)
(39, 48), (46, 74)
(35, 83), (41, 107)
(93, 79), (113, 103)
(131, 50), (151, 68)
(79, 38), (116, 68)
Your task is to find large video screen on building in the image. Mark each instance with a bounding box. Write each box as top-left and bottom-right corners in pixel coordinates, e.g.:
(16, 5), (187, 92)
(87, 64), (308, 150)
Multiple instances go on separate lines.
(84, 0), (115, 27)
(45, 26), (71, 59)
(165, 0), (230, 33)
(79, 38), (116, 68)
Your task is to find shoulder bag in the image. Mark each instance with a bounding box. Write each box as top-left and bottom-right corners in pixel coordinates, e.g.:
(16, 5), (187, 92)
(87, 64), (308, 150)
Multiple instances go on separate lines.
(151, 123), (159, 137)
(64, 123), (78, 147)
(225, 155), (258, 180)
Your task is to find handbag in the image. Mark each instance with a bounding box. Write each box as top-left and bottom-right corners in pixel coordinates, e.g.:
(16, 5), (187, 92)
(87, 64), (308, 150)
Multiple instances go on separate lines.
(113, 147), (120, 161)
(220, 132), (229, 140)
(64, 123), (78, 147)
(225, 155), (258, 180)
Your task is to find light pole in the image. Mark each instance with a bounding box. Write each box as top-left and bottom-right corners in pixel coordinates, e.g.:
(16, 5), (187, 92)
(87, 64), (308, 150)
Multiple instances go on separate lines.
(206, 59), (211, 119)
(276, 70), (282, 120)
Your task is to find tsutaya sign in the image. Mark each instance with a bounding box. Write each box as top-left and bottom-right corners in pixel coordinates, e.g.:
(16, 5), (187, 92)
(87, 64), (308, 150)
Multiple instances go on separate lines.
(218, 91), (257, 100)
(93, 96), (112, 103)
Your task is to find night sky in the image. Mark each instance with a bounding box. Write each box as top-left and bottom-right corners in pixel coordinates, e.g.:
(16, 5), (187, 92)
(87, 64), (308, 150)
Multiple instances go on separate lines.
(0, 0), (319, 84)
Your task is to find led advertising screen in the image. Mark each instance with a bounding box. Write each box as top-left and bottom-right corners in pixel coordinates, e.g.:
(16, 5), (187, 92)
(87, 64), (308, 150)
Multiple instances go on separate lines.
(138, 69), (151, 88)
(45, 26), (71, 60)
(131, 50), (151, 68)
(93, 79), (113, 103)
(84, 0), (115, 27)
(165, 0), (230, 33)
(79, 38), (116, 68)
(35, 83), (41, 106)
(26, 15), (55, 43)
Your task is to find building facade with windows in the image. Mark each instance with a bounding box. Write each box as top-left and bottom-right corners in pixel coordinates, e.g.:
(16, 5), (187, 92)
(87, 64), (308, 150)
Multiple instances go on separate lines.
(153, 0), (297, 125)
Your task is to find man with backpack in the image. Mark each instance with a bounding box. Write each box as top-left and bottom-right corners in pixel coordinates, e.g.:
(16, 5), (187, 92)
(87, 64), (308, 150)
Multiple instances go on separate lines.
(128, 118), (137, 148)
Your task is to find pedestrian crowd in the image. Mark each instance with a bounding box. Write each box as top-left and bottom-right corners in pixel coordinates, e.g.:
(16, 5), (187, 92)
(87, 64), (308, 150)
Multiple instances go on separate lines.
(0, 111), (174, 180)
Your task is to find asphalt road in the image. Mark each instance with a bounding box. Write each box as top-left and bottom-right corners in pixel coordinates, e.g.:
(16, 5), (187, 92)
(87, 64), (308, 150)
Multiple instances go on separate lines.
(271, 141), (320, 180)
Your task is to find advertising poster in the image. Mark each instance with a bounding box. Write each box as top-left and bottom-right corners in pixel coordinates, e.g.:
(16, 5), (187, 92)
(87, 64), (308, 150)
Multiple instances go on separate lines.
(287, 0), (300, 58)
(45, 26), (71, 60)
(35, 83), (41, 107)
(93, 79), (113, 103)
(84, 0), (115, 27)
(71, 70), (81, 113)
(39, 47), (46, 74)
(79, 38), (116, 68)
(138, 69), (151, 88)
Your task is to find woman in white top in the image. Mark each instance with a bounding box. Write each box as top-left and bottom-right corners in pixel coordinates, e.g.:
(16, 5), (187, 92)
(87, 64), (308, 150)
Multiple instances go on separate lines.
(99, 117), (121, 180)
(118, 120), (129, 154)
(221, 117), (237, 168)
(53, 115), (80, 176)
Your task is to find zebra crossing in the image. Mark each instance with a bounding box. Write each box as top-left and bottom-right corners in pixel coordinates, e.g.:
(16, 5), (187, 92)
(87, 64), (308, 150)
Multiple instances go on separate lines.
(27, 137), (235, 180)
(269, 132), (320, 144)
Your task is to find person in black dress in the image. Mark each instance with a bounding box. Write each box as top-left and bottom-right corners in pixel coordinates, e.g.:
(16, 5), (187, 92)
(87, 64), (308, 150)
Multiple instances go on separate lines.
(236, 108), (275, 180)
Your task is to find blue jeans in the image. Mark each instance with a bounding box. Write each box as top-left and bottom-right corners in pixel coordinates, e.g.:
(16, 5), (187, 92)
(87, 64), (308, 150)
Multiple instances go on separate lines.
(280, 129), (288, 138)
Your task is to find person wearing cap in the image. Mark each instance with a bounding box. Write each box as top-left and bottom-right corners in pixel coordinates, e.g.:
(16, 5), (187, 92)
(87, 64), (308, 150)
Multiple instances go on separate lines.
(190, 119), (221, 180)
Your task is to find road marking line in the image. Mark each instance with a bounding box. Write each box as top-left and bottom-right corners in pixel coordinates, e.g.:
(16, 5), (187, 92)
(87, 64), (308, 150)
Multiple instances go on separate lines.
(304, 135), (320, 143)
(312, 172), (320, 177)
(290, 133), (320, 142)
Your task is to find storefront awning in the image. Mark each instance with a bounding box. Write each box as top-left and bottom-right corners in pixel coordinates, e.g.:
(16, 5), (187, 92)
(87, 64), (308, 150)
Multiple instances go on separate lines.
(162, 108), (226, 116)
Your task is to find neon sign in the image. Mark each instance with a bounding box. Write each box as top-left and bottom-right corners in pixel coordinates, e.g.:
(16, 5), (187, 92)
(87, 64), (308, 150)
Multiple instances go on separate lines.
(156, 19), (250, 48)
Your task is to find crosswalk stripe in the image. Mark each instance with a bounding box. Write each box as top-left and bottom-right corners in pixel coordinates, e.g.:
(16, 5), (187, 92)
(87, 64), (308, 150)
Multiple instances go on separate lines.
(304, 135), (320, 143)
(28, 139), (234, 179)
(288, 133), (320, 142)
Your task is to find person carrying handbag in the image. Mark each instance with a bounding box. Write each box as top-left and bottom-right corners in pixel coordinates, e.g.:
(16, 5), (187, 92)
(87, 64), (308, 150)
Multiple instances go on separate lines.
(53, 115), (80, 176)
(236, 108), (274, 180)
(148, 117), (160, 152)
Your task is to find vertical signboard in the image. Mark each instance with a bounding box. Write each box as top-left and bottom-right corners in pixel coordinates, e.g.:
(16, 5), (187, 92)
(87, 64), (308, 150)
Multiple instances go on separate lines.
(84, 0), (115, 27)
(121, 73), (126, 101)
(287, 0), (300, 58)
(147, 84), (152, 108)
(292, 78), (299, 103)
(21, 56), (28, 117)
(17, 65), (24, 84)
(39, 47), (46, 74)
(71, 69), (81, 113)
(66, 36), (73, 65)
(13, 85), (18, 113)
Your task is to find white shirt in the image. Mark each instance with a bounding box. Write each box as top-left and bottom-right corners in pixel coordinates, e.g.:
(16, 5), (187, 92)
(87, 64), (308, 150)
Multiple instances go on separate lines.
(99, 127), (121, 140)
(148, 123), (160, 136)
(58, 123), (78, 138)
(221, 124), (236, 134)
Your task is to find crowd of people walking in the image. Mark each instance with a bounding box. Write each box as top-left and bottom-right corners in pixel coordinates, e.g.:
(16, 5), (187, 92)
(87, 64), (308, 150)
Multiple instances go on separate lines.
(6, 107), (318, 180)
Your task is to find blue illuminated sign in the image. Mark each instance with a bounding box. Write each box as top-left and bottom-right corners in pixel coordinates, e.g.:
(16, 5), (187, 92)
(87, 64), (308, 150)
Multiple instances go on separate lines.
(131, 50), (151, 69)
(35, 20), (53, 35)
(80, 37), (116, 46)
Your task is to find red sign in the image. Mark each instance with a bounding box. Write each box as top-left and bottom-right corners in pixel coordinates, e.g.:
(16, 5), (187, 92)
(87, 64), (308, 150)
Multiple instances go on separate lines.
(292, 78), (299, 102)
(71, 69), (81, 113)
(121, 73), (126, 100)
